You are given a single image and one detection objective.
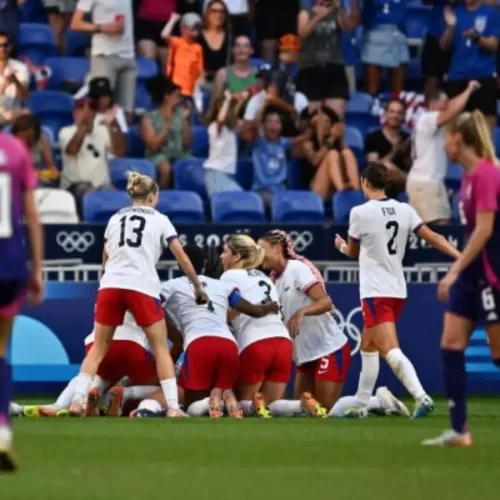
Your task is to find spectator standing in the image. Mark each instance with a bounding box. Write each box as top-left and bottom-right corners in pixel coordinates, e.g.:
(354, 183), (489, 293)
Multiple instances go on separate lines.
(364, 99), (410, 197)
(0, 31), (29, 125)
(206, 0), (251, 37)
(440, 0), (500, 129)
(407, 82), (480, 225)
(43, 0), (78, 54)
(254, 0), (300, 61)
(141, 76), (192, 189)
(71, 0), (137, 123)
(0, 0), (20, 56)
(362, 0), (408, 96)
(199, 0), (232, 85)
(296, 0), (360, 117)
(59, 96), (121, 214)
(203, 90), (244, 197)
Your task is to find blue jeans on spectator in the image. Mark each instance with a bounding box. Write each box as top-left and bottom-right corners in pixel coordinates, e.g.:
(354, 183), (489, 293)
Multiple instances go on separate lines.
(204, 168), (243, 198)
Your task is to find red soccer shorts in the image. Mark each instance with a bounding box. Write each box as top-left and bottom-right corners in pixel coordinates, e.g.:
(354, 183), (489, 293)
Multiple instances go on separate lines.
(95, 288), (164, 327)
(86, 340), (157, 385)
(361, 297), (406, 328)
(179, 336), (240, 391)
(296, 342), (351, 382)
(238, 337), (293, 386)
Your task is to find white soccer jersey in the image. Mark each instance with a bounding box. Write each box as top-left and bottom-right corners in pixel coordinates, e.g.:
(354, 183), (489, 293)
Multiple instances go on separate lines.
(274, 260), (347, 366)
(99, 206), (177, 298)
(348, 198), (423, 299)
(221, 269), (290, 353)
(160, 275), (237, 350)
(84, 312), (148, 349)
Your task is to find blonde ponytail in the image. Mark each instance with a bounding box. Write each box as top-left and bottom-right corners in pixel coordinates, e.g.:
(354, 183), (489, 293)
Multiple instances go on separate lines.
(226, 234), (265, 269)
(127, 171), (158, 199)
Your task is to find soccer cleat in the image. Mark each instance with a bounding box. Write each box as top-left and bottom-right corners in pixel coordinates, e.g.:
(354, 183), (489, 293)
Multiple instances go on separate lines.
(376, 387), (411, 417)
(252, 392), (272, 419)
(222, 390), (243, 419)
(209, 388), (224, 419)
(166, 408), (188, 418)
(108, 386), (124, 417)
(85, 388), (101, 417)
(300, 392), (327, 418)
(55, 409), (69, 417)
(421, 429), (472, 447)
(69, 401), (84, 417)
(131, 409), (167, 418)
(341, 407), (369, 419)
(9, 403), (23, 417)
(412, 395), (435, 420)
(0, 444), (16, 473)
(22, 406), (40, 418)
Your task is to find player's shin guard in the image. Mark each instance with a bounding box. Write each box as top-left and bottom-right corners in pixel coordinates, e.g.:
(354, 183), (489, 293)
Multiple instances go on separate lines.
(442, 348), (468, 433)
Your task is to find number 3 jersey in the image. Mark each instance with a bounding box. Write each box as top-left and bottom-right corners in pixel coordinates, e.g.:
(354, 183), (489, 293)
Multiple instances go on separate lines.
(220, 269), (290, 353)
(348, 198), (423, 299)
(100, 206), (177, 298)
(160, 276), (238, 350)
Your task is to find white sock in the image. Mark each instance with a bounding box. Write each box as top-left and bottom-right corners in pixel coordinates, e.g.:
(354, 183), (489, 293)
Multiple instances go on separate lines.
(123, 386), (159, 403)
(385, 348), (426, 401)
(355, 351), (380, 407)
(160, 378), (179, 410)
(187, 398), (210, 416)
(240, 400), (255, 416)
(54, 377), (78, 408)
(89, 375), (110, 393)
(9, 402), (23, 416)
(268, 400), (302, 417)
(328, 395), (382, 417)
(72, 373), (94, 404)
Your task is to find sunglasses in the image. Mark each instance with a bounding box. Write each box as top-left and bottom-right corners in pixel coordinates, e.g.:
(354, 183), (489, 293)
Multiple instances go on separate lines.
(86, 143), (100, 159)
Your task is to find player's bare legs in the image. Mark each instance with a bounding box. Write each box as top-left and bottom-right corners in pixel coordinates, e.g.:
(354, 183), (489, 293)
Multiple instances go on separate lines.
(486, 323), (500, 365)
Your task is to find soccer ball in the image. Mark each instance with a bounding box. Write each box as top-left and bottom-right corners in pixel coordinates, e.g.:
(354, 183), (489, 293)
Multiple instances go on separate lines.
(137, 399), (162, 413)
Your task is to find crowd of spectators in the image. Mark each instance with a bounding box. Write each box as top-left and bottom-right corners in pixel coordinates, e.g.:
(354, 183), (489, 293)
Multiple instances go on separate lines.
(1, 0), (500, 223)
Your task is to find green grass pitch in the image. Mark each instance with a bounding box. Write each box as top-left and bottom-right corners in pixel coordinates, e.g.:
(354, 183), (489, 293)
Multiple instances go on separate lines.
(3, 398), (499, 500)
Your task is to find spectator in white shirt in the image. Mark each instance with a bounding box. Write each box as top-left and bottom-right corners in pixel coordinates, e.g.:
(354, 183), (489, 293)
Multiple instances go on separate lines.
(407, 80), (480, 224)
(71, 0), (137, 123)
(0, 31), (28, 125)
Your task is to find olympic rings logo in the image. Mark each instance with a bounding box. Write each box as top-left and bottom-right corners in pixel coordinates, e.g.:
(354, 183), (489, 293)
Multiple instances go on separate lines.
(56, 231), (96, 253)
(288, 231), (314, 252)
(333, 307), (363, 355)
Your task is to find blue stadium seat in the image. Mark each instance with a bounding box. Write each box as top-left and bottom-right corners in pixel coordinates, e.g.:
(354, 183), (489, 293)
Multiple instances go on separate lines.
(126, 125), (146, 157)
(287, 159), (304, 190)
(65, 29), (90, 57)
(173, 158), (207, 199)
(19, 0), (47, 23)
(41, 124), (56, 147)
(451, 192), (461, 223)
(343, 31), (360, 66)
(345, 112), (378, 136)
(157, 190), (204, 223)
(250, 58), (264, 69)
(445, 163), (462, 191)
(236, 158), (253, 191)
(211, 192), (265, 222)
(45, 57), (90, 89)
(406, 58), (424, 92)
(344, 126), (364, 154)
(135, 85), (153, 111)
(494, 127), (500, 154)
(83, 191), (129, 222)
(272, 191), (325, 223)
(332, 190), (365, 222)
(137, 58), (159, 81)
(18, 23), (56, 64)
(192, 126), (209, 157)
(346, 92), (374, 114)
(406, 8), (428, 41)
(28, 91), (74, 137)
(109, 158), (156, 190)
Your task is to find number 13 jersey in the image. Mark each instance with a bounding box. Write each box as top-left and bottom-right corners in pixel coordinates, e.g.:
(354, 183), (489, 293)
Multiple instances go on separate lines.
(100, 206), (177, 298)
(348, 198), (423, 299)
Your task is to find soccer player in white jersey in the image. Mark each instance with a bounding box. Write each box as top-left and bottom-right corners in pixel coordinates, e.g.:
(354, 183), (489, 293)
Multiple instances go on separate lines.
(258, 230), (350, 413)
(69, 172), (208, 418)
(161, 245), (279, 419)
(334, 162), (461, 419)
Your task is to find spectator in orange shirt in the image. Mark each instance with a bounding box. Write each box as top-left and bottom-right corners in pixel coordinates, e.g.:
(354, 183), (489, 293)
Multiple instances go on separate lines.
(162, 12), (205, 99)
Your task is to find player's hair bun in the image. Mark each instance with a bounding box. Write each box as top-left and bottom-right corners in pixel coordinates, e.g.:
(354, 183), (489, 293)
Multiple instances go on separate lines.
(127, 171), (157, 198)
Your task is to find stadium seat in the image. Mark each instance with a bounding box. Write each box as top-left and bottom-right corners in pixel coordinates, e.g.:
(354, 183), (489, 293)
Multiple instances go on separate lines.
(135, 85), (153, 111)
(18, 23), (56, 64)
(445, 163), (462, 191)
(41, 124), (56, 147)
(272, 191), (325, 223)
(406, 8), (428, 43)
(137, 58), (159, 81)
(451, 192), (461, 223)
(332, 190), (365, 222)
(65, 29), (90, 57)
(126, 125), (146, 157)
(494, 127), (500, 154)
(346, 92), (374, 114)
(192, 126), (209, 157)
(211, 191), (265, 222)
(344, 112), (378, 136)
(109, 158), (156, 190)
(235, 158), (253, 191)
(35, 188), (79, 223)
(19, 0), (47, 23)
(287, 159), (304, 190)
(173, 158), (207, 199)
(157, 190), (204, 223)
(45, 57), (90, 90)
(83, 191), (129, 222)
(344, 126), (364, 155)
(28, 91), (74, 137)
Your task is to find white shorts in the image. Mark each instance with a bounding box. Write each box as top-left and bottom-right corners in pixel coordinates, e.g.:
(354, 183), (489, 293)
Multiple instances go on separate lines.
(407, 179), (451, 223)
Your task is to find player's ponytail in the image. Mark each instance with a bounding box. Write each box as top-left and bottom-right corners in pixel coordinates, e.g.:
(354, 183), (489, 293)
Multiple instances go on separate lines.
(260, 230), (325, 289)
(226, 234), (265, 270)
(361, 162), (390, 191)
(127, 171), (158, 199)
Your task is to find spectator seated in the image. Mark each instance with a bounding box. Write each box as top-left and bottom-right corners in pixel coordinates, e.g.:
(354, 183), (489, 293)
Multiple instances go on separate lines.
(19, 23), (56, 64)
(109, 158), (156, 190)
(35, 188), (79, 223)
(83, 191), (129, 222)
(333, 190), (365, 222)
(173, 158), (207, 199)
(272, 191), (325, 223)
(157, 191), (204, 223)
(45, 57), (89, 90)
(28, 91), (74, 136)
(211, 192), (265, 223)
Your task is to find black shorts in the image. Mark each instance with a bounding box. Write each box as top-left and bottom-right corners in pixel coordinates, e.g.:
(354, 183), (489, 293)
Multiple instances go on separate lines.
(296, 63), (349, 102)
(255, 0), (299, 41)
(445, 76), (497, 118)
(135, 19), (168, 47)
(421, 35), (451, 79)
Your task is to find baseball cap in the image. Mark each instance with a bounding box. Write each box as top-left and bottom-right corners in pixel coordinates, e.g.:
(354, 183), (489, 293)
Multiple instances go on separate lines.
(88, 77), (113, 98)
(279, 34), (301, 52)
(181, 12), (202, 29)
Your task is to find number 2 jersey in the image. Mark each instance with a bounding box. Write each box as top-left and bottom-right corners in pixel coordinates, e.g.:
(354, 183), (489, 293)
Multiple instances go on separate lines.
(220, 269), (290, 353)
(99, 206), (177, 298)
(160, 275), (239, 350)
(348, 198), (423, 299)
